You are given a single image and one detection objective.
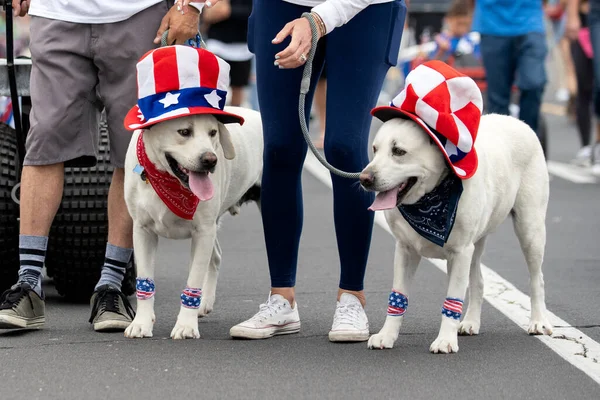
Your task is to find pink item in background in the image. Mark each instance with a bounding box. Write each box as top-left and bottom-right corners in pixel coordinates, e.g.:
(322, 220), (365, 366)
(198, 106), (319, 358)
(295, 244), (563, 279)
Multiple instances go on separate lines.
(579, 28), (594, 59)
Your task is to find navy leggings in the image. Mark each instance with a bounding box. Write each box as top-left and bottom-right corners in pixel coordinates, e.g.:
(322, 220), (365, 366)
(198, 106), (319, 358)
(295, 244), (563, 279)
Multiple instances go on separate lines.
(248, 0), (406, 290)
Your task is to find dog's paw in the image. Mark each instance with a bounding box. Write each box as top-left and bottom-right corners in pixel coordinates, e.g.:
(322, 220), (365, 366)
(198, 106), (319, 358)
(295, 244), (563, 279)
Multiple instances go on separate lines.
(429, 336), (459, 354)
(367, 332), (397, 350)
(198, 295), (215, 318)
(458, 319), (480, 336)
(528, 318), (553, 335)
(124, 317), (154, 338)
(170, 320), (200, 339)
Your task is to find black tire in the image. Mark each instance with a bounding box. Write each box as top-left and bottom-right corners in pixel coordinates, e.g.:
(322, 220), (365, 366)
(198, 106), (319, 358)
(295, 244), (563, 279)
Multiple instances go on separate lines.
(45, 119), (136, 302)
(0, 122), (20, 294)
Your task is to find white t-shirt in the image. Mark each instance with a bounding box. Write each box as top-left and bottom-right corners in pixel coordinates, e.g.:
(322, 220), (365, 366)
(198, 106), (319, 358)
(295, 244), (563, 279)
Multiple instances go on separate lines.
(285, 0), (393, 34)
(28, 0), (204, 24)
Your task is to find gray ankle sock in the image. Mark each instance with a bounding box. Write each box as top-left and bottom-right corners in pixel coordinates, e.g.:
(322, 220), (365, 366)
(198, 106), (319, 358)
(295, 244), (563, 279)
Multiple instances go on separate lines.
(18, 234), (48, 297)
(95, 243), (133, 291)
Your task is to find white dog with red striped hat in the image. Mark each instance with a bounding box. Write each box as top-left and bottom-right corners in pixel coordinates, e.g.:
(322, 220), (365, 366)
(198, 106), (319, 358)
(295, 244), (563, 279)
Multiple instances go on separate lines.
(121, 45), (263, 339)
(360, 60), (552, 353)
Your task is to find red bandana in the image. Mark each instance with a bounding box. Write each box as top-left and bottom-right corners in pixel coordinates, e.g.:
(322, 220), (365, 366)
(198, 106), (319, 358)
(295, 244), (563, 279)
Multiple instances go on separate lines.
(136, 130), (199, 220)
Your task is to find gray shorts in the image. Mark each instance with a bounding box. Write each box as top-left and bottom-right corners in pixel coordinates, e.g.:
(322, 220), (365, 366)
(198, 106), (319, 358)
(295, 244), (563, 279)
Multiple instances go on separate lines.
(24, 1), (169, 168)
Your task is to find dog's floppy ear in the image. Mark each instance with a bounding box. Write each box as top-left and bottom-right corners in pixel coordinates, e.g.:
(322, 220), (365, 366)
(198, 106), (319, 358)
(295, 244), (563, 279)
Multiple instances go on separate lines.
(218, 122), (236, 160)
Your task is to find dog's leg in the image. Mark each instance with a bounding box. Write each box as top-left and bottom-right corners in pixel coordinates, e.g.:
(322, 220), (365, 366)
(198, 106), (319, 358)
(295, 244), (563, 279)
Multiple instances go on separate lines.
(171, 223), (217, 339)
(198, 237), (221, 318)
(512, 209), (553, 335)
(124, 224), (159, 338)
(459, 236), (487, 336)
(430, 245), (474, 354)
(368, 242), (420, 350)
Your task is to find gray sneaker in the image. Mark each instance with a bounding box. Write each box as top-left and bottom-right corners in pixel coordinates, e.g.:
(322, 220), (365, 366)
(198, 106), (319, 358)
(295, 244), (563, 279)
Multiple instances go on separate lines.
(0, 283), (45, 329)
(89, 285), (135, 332)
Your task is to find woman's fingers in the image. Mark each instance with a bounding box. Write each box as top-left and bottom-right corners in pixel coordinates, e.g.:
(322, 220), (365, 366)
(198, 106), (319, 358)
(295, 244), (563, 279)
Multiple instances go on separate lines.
(272, 22), (294, 45)
(276, 40), (311, 69)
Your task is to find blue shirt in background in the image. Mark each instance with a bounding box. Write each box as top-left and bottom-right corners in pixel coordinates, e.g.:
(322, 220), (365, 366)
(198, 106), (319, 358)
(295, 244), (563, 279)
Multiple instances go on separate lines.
(472, 0), (545, 36)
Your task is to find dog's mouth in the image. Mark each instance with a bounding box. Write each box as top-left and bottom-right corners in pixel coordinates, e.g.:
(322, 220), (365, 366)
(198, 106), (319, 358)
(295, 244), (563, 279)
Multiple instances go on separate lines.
(166, 154), (214, 201)
(368, 177), (418, 211)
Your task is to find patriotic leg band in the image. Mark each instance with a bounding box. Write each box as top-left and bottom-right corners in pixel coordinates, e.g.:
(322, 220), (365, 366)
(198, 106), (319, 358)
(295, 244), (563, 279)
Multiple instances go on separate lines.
(387, 290), (408, 317)
(442, 297), (463, 320)
(180, 287), (202, 309)
(136, 277), (155, 300)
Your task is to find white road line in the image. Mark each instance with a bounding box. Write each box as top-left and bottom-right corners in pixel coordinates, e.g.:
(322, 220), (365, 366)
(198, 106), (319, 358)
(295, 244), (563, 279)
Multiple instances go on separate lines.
(547, 161), (597, 184)
(303, 151), (600, 385)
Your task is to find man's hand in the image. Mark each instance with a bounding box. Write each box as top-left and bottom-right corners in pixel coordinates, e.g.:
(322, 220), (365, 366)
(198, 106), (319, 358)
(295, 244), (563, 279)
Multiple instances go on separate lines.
(435, 34), (450, 52)
(12, 0), (30, 17)
(154, 4), (201, 45)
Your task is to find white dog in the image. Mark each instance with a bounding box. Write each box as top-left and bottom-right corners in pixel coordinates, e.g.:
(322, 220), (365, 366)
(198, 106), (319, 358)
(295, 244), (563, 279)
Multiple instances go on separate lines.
(359, 112), (552, 353)
(122, 106), (263, 339)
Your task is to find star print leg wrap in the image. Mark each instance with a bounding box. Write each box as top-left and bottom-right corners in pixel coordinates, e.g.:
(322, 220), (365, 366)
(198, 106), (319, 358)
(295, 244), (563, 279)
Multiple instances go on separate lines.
(441, 297), (463, 320)
(387, 290), (408, 317)
(180, 287), (202, 309)
(136, 277), (155, 300)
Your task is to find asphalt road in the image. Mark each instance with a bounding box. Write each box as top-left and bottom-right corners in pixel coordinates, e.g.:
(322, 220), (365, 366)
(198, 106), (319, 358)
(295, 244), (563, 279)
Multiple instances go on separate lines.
(2, 49), (600, 400)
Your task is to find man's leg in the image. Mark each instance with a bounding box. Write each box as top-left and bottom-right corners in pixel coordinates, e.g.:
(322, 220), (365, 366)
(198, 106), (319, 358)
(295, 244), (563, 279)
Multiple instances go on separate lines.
(87, 2), (168, 332)
(0, 17), (99, 329)
(516, 32), (548, 138)
(480, 35), (517, 115)
(588, 2), (600, 175)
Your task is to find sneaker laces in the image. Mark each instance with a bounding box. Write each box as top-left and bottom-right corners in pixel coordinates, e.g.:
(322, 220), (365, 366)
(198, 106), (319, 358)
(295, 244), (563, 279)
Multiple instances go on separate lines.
(249, 296), (284, 323)
(0, 284), (34, 311)
(89, 287), (135, 323)
(333, 302), (363, 327)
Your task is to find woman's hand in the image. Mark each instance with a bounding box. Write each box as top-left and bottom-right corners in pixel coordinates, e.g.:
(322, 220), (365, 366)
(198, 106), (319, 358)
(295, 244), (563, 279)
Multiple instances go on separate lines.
(273, 15), (324, 69)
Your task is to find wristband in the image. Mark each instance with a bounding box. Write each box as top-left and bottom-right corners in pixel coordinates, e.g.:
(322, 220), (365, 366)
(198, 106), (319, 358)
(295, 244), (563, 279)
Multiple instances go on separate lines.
(387, 290), (408, 316)
(441, 297), (463, 320)
(180, 286), (202, 309)
(136, 277), (156, 300)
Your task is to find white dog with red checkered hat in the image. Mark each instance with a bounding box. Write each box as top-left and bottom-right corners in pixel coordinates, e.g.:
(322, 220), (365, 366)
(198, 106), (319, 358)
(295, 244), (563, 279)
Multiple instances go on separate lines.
(360, 60), (552, 353)
(121, 45), (263, 339)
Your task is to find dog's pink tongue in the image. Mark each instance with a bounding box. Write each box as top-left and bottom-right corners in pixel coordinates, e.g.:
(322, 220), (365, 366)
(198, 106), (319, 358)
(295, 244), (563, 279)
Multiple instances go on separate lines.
(189, 172), (214, 201)
(368, 187), (400, 211)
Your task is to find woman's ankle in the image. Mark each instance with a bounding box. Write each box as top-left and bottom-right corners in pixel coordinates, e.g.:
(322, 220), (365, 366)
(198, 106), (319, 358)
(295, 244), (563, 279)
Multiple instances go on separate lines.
(271, 287), (295, 306)
(338, 289), (366, 307)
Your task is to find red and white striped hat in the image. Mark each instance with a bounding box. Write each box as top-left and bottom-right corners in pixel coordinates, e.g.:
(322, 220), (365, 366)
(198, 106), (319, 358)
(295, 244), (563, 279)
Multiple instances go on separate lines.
(371, 60), (483, 179)
(124, 45), (244, 131)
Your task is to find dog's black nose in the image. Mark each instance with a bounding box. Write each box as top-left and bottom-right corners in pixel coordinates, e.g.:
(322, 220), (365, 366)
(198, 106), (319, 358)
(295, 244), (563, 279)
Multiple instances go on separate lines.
(200, 152), (218, 169)
(359, 171), (375, 187)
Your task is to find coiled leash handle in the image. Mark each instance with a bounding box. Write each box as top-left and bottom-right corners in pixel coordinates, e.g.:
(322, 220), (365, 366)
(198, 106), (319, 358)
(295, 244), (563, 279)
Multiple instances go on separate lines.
(299, 13), (361, 180)
(161, 29), (207, 48)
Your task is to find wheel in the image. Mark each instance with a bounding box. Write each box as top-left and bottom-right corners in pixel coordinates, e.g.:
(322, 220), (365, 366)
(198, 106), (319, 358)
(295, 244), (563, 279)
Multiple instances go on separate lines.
(45, 118), (135, 301)
(0, 122), (20, 294)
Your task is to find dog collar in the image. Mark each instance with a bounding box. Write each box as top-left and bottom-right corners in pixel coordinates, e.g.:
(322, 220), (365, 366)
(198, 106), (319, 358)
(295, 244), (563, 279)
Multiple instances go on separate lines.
(136, 130), (199, 220)
(397, 172), (463, 247)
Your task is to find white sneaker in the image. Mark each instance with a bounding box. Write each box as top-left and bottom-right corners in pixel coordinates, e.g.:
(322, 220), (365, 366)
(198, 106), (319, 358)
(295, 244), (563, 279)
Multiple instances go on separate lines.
(229, 293), (300, 339)
(328, 293), (369, 342)
(571, 145), (592, 167)
(592, 144), (600, 177)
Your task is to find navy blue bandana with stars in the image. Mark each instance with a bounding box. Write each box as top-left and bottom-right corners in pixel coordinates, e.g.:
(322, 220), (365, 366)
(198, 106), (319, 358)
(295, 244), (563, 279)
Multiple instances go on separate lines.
(397, 171), (463, 247)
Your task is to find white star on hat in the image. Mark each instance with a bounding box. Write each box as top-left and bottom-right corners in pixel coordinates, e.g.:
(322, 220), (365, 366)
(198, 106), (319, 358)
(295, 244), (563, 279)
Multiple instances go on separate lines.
(204, 90), (222, 109)
(159, 92), (181, 108)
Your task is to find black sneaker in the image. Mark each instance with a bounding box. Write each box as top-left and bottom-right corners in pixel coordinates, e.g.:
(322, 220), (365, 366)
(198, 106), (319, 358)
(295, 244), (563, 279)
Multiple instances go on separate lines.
(0, 283), (45, 329)
(89, 285), (135, 332)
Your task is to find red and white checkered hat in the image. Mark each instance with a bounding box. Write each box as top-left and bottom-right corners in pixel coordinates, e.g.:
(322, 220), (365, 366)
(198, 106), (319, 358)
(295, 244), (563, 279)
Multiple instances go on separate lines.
(124, 45), (244, 131)
(372, 60), (483, 179)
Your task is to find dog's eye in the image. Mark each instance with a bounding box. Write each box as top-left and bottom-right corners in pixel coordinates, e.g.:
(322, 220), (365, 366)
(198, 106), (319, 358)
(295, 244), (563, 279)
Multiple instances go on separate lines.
(178, 129), (192, 137)
(392, 147), (406, 156)
(209, 129), (217, 137)
(372, 145), (377, 153)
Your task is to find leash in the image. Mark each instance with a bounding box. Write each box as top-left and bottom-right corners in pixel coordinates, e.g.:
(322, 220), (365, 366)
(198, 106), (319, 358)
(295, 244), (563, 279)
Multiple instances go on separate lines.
(161, 16), (361, 180)
(299, 13), (361, 180)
